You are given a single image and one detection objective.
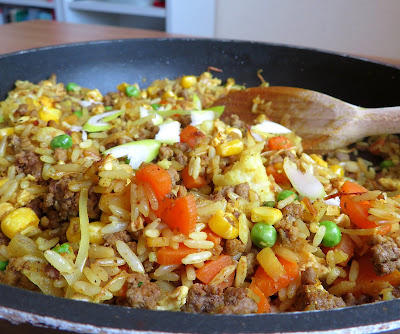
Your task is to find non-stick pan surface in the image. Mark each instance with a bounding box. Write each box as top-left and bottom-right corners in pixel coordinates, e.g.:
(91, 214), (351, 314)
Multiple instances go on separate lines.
(0, 38), (400, 334)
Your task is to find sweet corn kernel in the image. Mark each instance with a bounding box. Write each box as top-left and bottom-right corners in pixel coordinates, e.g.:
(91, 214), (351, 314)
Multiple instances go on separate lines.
(1, 207), (39, 239)
(310, 154), (328, 168)
(181, 76), (197, 89)
(39, 107), (61, 123)
(117, 82), (129, 93)
(226, 127), (243, 139)
(38, 96), (53, 108)
(0, 127), (14, 139)
(0, 203), (14, 221)
(251, 207), (283, 225)
(147, 86), (159, 97)
(87, 89), (103, 102)
(330, 164), (344, 177)
(208, 210), (239, 239)
(216, 139), (244, 157)
(66, 217), (81, 243)
(89, 221), (107, 245)
(162, 90), (177, 99)
(139, 90), (148, 99)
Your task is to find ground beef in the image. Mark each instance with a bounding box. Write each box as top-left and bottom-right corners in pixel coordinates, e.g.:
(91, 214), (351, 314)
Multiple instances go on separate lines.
(210, 185), (235, 201)
(9, 134), (22, 153)
(26, 198), (43, 219)
(182, 283), (224, 313)
(281, 203), (304, 224)
(0, 231), (9, 246)
(234, 183), (250, 200)
(15, 150), (43, 181)
(392, 286), (400, 298)
(174, 142), (190, 153)
(301, 267), (318, 285)
(54, 147), (68, 162)
(103, 231), (133, 249)
(45, 178), (100, 220)
(14, 104), (29, 118)
(225, 239), (246, 257)
(219, 287), (258, 314)
(180, 114), (192, 127)
(275, 219), (299, 243)
(369, 234), (400, 275)
(159, 145), (174, 160)
(0, 258), (39, 292)
(167, 167), (179, 186)
(137, 121), (159, 140)
(123, 273), (161, 310)
(226, 114), (245, 129)
(177, 185), (188, 198)
(246, 251), (258, 279)
(294, 285), (346, 311)
(44, 263), (61, 280)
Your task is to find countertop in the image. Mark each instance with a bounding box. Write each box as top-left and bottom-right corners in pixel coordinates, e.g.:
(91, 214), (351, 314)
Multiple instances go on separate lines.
(0, 20), (400, 68)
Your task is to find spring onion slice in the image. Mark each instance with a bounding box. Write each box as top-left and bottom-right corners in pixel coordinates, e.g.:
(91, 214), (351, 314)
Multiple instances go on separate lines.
(155, 121), (181, 145)
(192, 94), (202, 110)
(139, 107), (163, 125)
(103, 139), (161, 170)
(283, 157), (326, 201)
(82, 110), (124, 132)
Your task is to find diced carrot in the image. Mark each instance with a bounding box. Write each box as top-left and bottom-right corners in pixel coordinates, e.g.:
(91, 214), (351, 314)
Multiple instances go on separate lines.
(268, 136), (293, 151)
(354, 254), (400, 297)
(157, 244), (198, 265)
(163, 194), (197, 235)
(196, 255), (233, 284)
(253, 256), (299, 297)
(179, 125), (205, 149)
(321, 233), (355, 266)
(182, 165), (208, 189)
(249, 282), (271, 313)
(154, 196), (174, 218)
(218, 272), (235, 289)
(136, 163), (172, 202)
(340, 181), (376, 229)
(115, 281), (128, 297)
(266, 164), (290, 186)
(203, 227), (222, 245)
(368, 138), (385, 155)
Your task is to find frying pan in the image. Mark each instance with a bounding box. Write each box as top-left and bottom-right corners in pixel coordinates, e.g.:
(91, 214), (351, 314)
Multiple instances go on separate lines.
(1, 38), (400, 334)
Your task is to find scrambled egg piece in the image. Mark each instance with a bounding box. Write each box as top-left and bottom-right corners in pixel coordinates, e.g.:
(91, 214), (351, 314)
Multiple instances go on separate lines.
(213, 142), (274, 203)
(157, 286), (189, 311)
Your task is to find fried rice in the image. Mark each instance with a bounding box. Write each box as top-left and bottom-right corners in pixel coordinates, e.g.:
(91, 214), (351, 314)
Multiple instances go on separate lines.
(0, 71), (400, 314)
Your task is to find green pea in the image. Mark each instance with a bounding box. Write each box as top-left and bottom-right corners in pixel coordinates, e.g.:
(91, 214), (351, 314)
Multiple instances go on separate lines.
(50, 134), (73, 150)
(125, 85), (140, 98)
(66, 82), (79, 92)
(0, 260), (8, 271)
(262, 201), (276, 207)
(320, 220), (341, 247)
(52, 243), (72, 254)
(73, 110), (83, 118)
(277, 190), (298, 202)
(380, 160), (395, 169)
(151, 103), (161, 110)
(105, 106), (113, 111)
(251, 222), (277, 249)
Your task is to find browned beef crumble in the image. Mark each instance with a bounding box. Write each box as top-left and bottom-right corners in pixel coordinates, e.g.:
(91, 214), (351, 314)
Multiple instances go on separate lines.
(219, 287), (257, 314)
(159, 145), (174, 160)
(103, 231), (133, 249)
(182, 284), (224, 313)
(301, 267), (318, 285)
(225, 239), (246, 257)
(120, 273), (161, 310)
(0, 231), (9, 246)
(54, 147), (68, 162)
(369, 234), (400, 276)
(234, 182), (250, 200)
(15, 150), (44, 181)
(294, 285), (346, 311)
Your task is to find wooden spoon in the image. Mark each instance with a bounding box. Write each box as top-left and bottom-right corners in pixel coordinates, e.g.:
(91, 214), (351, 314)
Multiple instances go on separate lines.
(212, 86), (400, 152)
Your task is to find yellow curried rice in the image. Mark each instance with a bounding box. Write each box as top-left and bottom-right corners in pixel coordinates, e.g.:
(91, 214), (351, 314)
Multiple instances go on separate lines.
(1, 72), (400, 315)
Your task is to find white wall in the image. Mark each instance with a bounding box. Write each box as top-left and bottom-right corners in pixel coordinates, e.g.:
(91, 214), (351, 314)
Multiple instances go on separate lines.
(215, 0), (400, 61)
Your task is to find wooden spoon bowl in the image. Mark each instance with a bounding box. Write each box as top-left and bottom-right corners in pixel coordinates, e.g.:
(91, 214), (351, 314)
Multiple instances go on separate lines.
(212, 87), (400, 152)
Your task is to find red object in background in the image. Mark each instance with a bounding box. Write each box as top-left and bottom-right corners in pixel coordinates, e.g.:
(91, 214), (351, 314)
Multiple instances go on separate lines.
(153, 0), (165, 8)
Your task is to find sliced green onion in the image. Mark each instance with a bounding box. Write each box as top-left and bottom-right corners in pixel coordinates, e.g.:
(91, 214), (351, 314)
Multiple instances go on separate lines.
(103, 139), (161, 170)
(73, 110), (83, 118)
(82, 110), (124, 133)
(154, 121), (181, 145)
(52, 243), (72, 254)
(192, 94), (202, 110)
(0, 260), (8, 271)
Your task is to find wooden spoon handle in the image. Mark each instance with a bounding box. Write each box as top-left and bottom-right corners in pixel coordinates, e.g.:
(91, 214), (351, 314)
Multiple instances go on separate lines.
(358, 106), (400, 137)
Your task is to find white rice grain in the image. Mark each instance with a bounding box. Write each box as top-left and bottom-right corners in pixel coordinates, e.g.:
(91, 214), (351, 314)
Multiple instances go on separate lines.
(116, 240), (145, 274)
(182, 251), (212, 265)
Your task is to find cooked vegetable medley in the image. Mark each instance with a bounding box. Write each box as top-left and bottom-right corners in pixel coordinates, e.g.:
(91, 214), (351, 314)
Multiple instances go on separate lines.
(1, 71), (400, 314)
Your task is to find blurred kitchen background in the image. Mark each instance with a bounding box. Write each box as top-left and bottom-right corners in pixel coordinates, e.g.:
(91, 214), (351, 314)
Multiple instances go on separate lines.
(0, 0), (399, 61)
